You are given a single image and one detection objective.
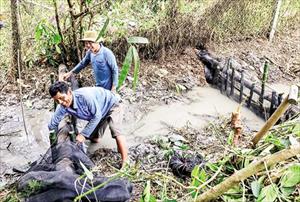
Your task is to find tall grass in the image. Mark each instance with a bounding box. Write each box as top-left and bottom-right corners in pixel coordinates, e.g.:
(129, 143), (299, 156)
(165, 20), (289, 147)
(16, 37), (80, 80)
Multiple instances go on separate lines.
(1, 0), (300, 69)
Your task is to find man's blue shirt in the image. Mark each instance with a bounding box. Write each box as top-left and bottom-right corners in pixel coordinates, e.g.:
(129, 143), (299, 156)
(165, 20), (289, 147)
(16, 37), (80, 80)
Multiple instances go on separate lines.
(48, 87), (119, 138)
(72, 44), (118, 90)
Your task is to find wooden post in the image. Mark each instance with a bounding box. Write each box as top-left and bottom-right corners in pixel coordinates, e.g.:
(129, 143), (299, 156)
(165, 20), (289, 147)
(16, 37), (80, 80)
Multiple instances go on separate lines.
(247, 83), (255, 108)
(217, 69), (222, 93)
(239, 70), (244, 103)
(230, 68), (235, 96)
(251, 85), (299, 147)
(225, 60), (230, 96)
(269, 91), (277, 116)
(278, 93), (283, 105)
(212, 64), (220, 86)
(259, 61), (269, 109)
(221, 68), (227, 94)
(269, 0), (282, 42)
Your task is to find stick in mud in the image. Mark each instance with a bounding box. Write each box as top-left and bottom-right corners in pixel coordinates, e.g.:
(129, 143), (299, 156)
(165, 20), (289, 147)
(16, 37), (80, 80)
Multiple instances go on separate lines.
(269, 91), (277, 116)
(239, 70), (244, 103)
(247, 83), (255, 108)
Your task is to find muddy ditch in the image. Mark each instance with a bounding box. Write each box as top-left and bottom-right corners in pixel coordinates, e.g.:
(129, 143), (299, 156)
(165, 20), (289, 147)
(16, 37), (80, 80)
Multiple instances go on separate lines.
(0, 44), (299, 201)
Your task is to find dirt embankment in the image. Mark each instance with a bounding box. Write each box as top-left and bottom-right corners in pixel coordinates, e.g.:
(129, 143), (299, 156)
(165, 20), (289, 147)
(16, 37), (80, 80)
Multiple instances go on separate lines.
(207, 30), (300, 85)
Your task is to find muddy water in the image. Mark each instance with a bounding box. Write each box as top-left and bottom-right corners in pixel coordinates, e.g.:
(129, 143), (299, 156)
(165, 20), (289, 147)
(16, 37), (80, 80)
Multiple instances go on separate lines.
(0, 86), (265, 179)
(88, 86), (265, 152)
(0, 107), (52, 181)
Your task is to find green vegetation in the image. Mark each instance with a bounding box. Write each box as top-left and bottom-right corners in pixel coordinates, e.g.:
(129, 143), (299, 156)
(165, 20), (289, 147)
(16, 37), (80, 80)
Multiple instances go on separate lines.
(118, 36), (149, 90)
(1, 0), (300, 70)
(1, 115), (299, 201)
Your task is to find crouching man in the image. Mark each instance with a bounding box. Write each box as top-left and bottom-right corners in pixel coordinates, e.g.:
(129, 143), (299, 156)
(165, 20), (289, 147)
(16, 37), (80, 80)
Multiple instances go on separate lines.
(48, 81), (128, 166)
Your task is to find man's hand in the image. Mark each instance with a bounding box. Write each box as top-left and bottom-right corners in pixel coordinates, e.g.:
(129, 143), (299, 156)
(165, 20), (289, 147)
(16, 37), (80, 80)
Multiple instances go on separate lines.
(61, 72), (73, 81)
(76, 134), (86, 144)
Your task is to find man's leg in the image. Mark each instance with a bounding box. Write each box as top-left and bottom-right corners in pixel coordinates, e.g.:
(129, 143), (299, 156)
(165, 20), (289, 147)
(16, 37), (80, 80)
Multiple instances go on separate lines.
(108, 103), (128, 164)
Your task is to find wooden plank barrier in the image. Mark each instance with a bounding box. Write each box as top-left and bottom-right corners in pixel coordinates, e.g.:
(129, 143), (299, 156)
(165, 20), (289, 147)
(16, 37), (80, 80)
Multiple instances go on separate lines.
(197, 50), (299, 121)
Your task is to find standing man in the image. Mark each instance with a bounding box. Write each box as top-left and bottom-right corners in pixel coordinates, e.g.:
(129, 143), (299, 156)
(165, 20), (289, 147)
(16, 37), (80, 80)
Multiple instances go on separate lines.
(48, 81), (128, 166)
(63, 30), (119, 92)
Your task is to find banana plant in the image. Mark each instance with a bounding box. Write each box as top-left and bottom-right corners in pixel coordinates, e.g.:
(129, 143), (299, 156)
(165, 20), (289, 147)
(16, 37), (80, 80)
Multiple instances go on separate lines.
(118, 36), (149, 91)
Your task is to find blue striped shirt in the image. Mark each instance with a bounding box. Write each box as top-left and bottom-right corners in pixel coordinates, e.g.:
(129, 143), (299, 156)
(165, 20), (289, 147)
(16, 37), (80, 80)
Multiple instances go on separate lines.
(48, 87), (119, 138)
(72, 44), (119, 90)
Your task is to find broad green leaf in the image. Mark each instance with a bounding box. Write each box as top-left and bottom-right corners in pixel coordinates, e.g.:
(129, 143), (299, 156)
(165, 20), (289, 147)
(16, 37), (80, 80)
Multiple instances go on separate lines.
(118, 46), (133, 89)
(132, 46), (140, 90)
(280, 186), (295, 197)
(198, 169), (207, 182)
(191, 165), (200, 179)
(127, 36), (149, 44)
(97, 17), (109, 42)
(55, 44), (61, 54)
(190, 166), (207, 198)
(143, 180), (151, 202)
(206, 163), (218, 172)
(257, 184), (278, 202)
(53, 34), (61, 44)
(251, 180), (261, 197)
(140, 181), (156, 202)
(35, 24), (43, 40)
(280, 164), (300, 187)
(190, 165), (200, 198)
(79, 161), (93, 180)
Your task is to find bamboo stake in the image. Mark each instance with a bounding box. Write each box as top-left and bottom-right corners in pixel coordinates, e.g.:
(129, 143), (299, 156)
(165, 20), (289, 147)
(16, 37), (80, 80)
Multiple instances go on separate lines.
(196, 145), (300, 202)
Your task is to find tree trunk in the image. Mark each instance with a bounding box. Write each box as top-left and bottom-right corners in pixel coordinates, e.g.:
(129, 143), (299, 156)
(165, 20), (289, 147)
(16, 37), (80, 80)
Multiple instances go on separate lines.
(10, 0), (22, 81)
(67, 0), (81, 63)
(52, 0), (67, 62)
(196, 145), (300, 201)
